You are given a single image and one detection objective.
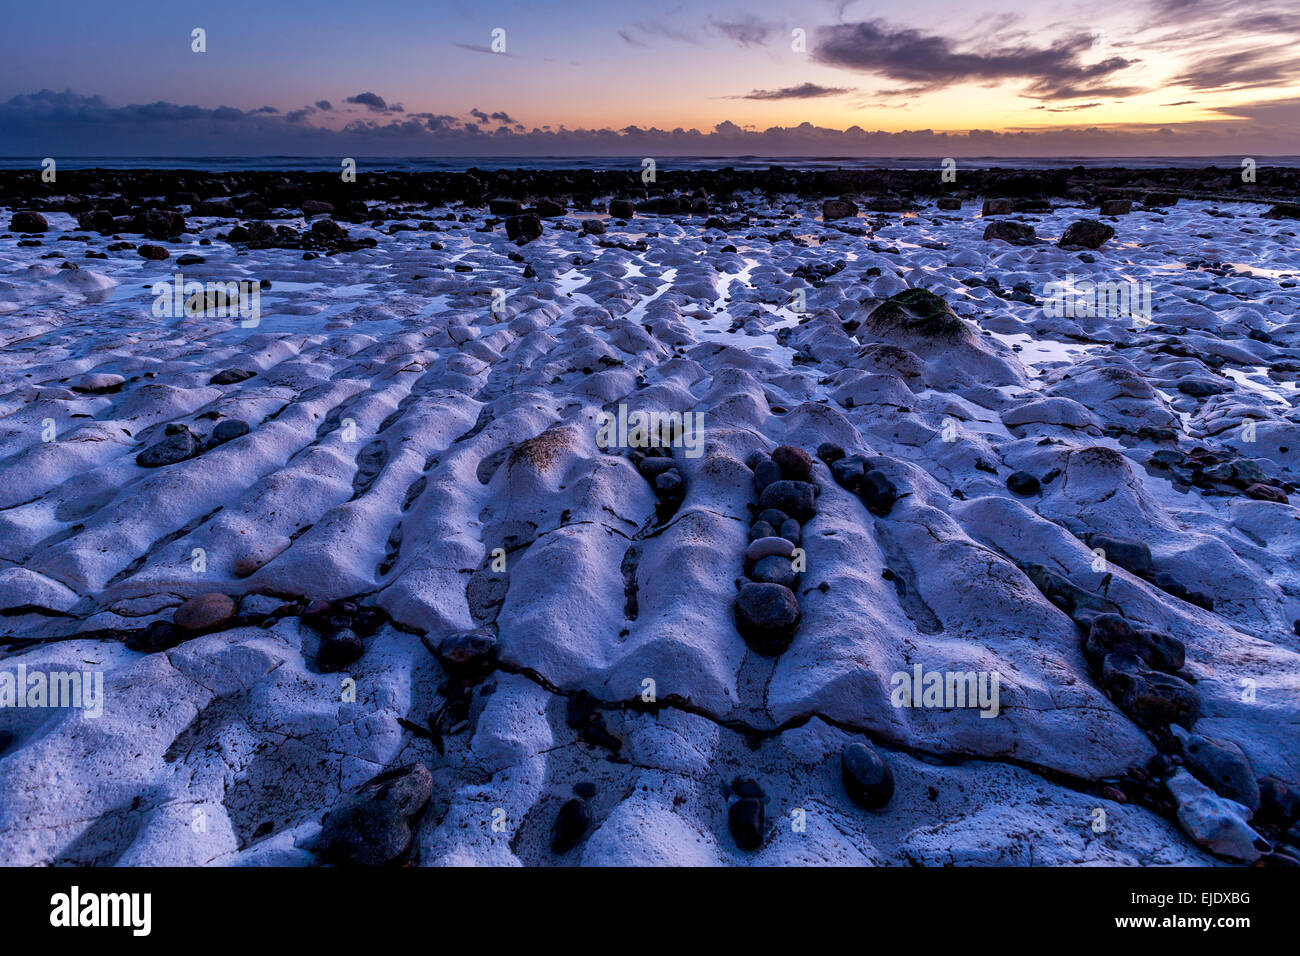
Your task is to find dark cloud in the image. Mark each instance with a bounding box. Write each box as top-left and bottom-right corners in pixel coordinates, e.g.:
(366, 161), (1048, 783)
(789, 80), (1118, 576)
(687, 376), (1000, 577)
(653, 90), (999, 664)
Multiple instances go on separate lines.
(710, 15), (779, 47)
(1137, 1), (1300, 93)
(315, 100), (333, 111)
(1170, 49), (1298, 91)
(623, 9), (702, 46)
(736, 83), (852, 100)
(813, 19), (1142, 100)
(346, 92), (388, 111)
(1033, 102), (1103, 112)
(1144, 0), (1300, 35)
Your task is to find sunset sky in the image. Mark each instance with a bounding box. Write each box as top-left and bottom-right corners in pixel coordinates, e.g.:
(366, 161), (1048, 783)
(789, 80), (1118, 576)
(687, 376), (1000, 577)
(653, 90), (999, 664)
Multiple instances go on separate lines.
(0, 0), (1297, 156)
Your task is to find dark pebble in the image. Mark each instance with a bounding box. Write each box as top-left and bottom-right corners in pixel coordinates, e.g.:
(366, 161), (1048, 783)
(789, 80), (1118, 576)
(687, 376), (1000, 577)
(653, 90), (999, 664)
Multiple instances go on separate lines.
(841, 741), (895, 809)
(771, 445), (814, 482)
(136, 429), (197, 468)
(832, 455), (866, 490)
(655, 469), (684, 498)
(778, 518), (801, 545)
(317, 628), (365, 672)
(758, 480), (817, 521)
(733, 582), (800, 656)
(1183, 733), (1260, 812)
(551, 798), (591, 854)
(1007, 471), (1040, 496)
(212, 419), (251, 443)
(817, 443), (846, 464)
(858, 469), (897, 514)
(753, 458), (783, 494)
(750, 554), (799, 589)
(429, 627), (498, 682)
(729, 797), (765, 851)
(210, 368), (255, 385)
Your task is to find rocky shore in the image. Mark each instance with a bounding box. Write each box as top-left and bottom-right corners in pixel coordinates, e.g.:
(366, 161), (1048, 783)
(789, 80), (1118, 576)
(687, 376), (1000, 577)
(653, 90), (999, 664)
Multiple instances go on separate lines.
(0, 163), (1298, 866)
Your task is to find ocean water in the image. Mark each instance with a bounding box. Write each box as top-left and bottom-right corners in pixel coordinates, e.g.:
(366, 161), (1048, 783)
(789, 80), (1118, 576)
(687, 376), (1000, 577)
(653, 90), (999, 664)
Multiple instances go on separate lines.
(1, 155), (1298, 172)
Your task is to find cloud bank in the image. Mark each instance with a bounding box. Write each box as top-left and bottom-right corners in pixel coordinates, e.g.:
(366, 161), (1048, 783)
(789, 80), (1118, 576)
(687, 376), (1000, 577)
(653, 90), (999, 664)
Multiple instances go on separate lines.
(2, 89), (1298, 158)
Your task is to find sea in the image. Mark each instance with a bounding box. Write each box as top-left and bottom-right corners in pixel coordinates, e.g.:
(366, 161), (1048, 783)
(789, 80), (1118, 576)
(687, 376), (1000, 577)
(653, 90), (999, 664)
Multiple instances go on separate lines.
(1, 156), (1298, 172)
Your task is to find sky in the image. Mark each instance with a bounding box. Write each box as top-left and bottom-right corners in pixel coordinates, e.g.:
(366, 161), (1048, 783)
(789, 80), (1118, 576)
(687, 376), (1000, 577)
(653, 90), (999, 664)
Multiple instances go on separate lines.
(0, 0), (1297, 157)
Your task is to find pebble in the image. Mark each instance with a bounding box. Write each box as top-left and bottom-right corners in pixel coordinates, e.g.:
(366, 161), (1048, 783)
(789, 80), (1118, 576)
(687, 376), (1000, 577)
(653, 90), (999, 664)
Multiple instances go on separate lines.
(1086, 614), (1185, 672)
(137, 243), (170, 260)
(173, 592), (236, 631)
(744, 536), (796, 564)
(551, 798), (591, 854)
(750, 554), (798, 589)
(831, 454), (866, 490)
(136, 429), (197, 468)
(984, 221), (1036, 244)
(654, 469), (684, 498)
(1181, 732), (1260, 812)
(752, 458), (783, 494)
(733, 582), (801, 656)
(637, 457), (677, 478)
(858, 469), (898, 514)
(9, 211), (49, 232)
(212, 419), (251, 443)
(728, 797), (765, 850)
(429, 627), (498, 682)
(1120, 667), (1201, 728)
(127, 620), (184, 653)
(816, 443), (845, 464)
(841, 742), (895, 809)
(771, 444), (814, 482)
(317, 628), (365, 672)
(778, 518), (801, 546)
(1166, 768), (1268, 863)
(505, 213), (542, 242)
(1059, 219), (1115, 250)
(758, 480), (817, 521)
(210, 368), (256, 385)
(1006, 471), (1040, 496)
